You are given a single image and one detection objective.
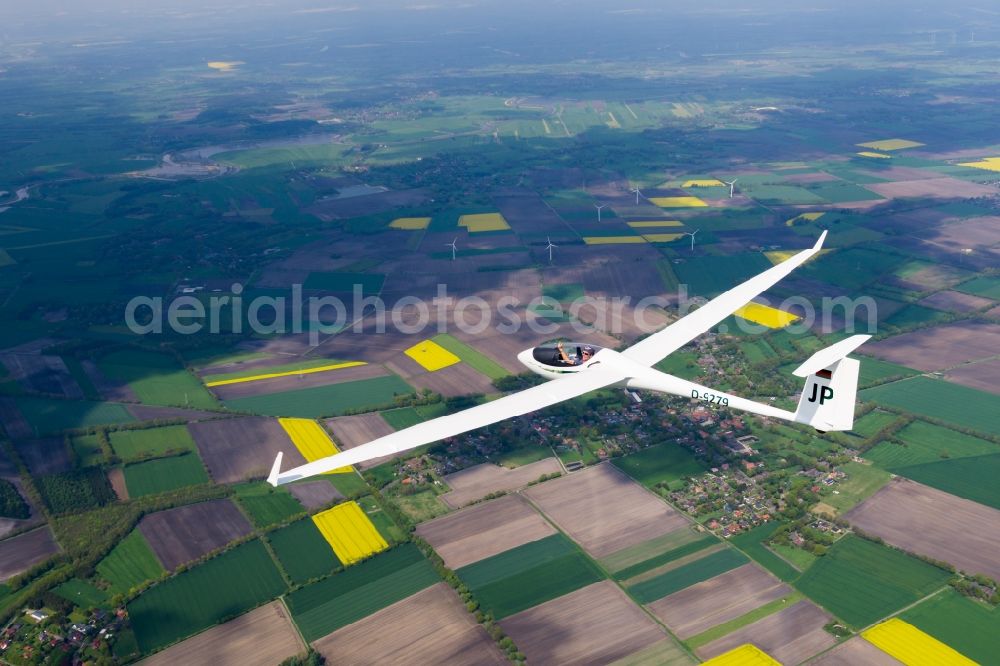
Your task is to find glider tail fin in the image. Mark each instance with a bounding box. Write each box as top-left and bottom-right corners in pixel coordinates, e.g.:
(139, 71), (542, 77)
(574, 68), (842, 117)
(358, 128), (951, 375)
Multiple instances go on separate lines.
(792, 335), (870, 432)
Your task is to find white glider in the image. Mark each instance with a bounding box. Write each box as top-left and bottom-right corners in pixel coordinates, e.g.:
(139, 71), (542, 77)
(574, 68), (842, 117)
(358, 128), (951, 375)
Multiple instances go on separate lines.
(269, 231), (869, 486)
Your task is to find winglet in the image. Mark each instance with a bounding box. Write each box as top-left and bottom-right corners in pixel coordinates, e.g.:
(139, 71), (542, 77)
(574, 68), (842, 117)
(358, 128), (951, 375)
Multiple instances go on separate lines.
(267, 451), (283, 487)
(793, 334), (871, 377)
(814, 230), (828, 251)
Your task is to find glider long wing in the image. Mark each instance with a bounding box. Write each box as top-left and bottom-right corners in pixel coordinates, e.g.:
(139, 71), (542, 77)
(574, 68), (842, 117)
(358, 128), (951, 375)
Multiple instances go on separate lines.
(622, 231), (826, 367)
(270, 367), (625, 485)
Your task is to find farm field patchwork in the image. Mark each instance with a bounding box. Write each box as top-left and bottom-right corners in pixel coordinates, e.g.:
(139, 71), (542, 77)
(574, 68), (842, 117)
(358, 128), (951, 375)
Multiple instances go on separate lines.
(857, 138), (924, 151)
(403, 339), (461, 372)
(98, 349), (217, 409)
(188, 416), (308, 484)
(649, 196), (708, 207)
(389, 216), (431, 230)
(583, 235), (646, 244)
(457, 533), (605, 619)
(285, 543), (438, 642)
(127, 540), (287, 654)
(862, 618), (976, 665)
(866, 420), (998, 468)
(612, 442), (707, 489)
(627, 220), (683, 228)
(458, 212), (510, 232)
(820, 461), (891, 514)
(888, 453), (1000, 510)
(312, 582), (508, 666)
(857, 357), (918, 387)
(861, 377), (1000, 436)
(268, 517), (341, 583)
(431, 333), (510, 379)
(629, 547), (749, 604)
(901, 589), (1000, 665)
(223, 374), (414, 417)
(11, 396), (134, 435)
(54, 578), (109, 609)
(233, 482), (304, 528)
(850, 410), (898, 438)
(728, 522), (803, 583)
(122, 454), (209, 497)
(203, 361), (366, 387)
(955, 275), (1000, 299)
(957, 156), (1000, 172)
(795, 535), (950, 628)
(601, 527), (709, 574)
(278, 417), (350, 472)
(612, 534), (719, 581)
(312, 501), (389, 565)
(696, 600), (835, 664)
(138, 499), (252, 570)
(701, 644), (781, 666)
(672, 253), (773, 297)
(96, 528), (165, 594)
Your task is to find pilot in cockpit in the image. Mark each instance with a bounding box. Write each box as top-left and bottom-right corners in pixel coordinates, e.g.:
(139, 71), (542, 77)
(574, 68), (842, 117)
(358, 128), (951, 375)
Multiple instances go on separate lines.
(556, 342), (593, 365)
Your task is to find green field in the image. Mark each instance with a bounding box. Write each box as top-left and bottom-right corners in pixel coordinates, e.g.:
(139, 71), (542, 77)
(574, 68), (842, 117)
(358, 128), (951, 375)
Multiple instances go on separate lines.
(861, 377), (1000, 436)
(98, 349), (217, 409)
(955, 275), (1000, 300)
(613, 535), (719, 581)
(233, 482), (304, 528)
(71, 434), (105, 467)
(867, 421), (999, 468)
(885, 304), (948, 329)
(223, 375), (415, 418)
(890, 453), (1000, 510)
(128, 540), (287, 654)
(54, 578), (110, 609)
(326, 472), (371, 498)
(857, 357), (918, 388)
(805, 181), (883, 203)
(542, 283), (585, 302)
(770, 544), (817, 572)
(795, 535), (950, 628)
(268, 518), (341, 583)
(806, 247), (908, 291)
(96, 529), (166, 595)
(303, 271), (385, 295)
(671, 253), (773, 297)
(687, 592), (805, 649)
(201, 357), (354, 383)
(851, 409), (899, 438)
(109, 425), (197, 462)
(728, 522), (800, 583)
(13, 396), (134, 435)
(901, 589), (1000, 665)
(600, 528), (707, 574)
(628, 547), (749, 603)
(496, 445), (552, 467)
(458, 534), (604, 619)
(431, 333), (510, 380)
(286, 544), (438, 641)
(822, 462), (891, 514)
(612, 442), (707, 488)
(654, 350), (703, 380)
(123, 454), (210, 497)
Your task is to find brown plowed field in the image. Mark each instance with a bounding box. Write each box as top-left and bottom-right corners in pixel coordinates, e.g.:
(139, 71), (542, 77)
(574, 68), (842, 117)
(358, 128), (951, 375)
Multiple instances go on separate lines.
(138, 500), (252, 570)
(808, 636), (902, 665)
(439, 459), (562, 509)
(944, 358), (1000, 395)
(0, 526), (60, 580)
(647, 563), (792, 639)
(415, 493), (555, 569)
(210, 364), (388, 400)
(189, 417), (306, 483)
(15, 438), (72, 476)
(523, 463), (689, 559)
(325, 412), (395, 469)
(404, 362), (496, 398)
(287, 480), (342, 509)
(500, 581), (667, 666)
(139, 600), (305, 666)
(312, 583), (507, 666)
(868, 177), (995, 200)
(107, 468), (128, 500)
(697, 600), (835, 664)
(918, 290), (993, 313)
(846, 477), (1000, 580)
(865, 322), (1000, 371)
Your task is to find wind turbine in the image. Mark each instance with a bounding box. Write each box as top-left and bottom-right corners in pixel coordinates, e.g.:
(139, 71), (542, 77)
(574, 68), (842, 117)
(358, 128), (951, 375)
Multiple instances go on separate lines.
(683, 229), (700, 251)
(725, 179), (738, 198)
(631, 186), (642, 205)
(545, 237), (558, 263)
(446, 238), (458, 261)
(595, 203), (606, 222)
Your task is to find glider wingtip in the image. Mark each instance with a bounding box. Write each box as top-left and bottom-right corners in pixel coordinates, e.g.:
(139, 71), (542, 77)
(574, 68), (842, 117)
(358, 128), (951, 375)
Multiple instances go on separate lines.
(267, 451), (283, 487)
(814, 230), (828, 250)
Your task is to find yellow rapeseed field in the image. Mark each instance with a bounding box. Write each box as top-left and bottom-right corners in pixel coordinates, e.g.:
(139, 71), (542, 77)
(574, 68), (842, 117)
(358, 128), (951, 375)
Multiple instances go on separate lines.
(458, 212), (510, 232)
(389, 217), (431, 230)
(583, 236), (647, 245)
(404, 339), (461, 371)
(857, 151), (891, 159)
(701, 644), (781, 666)
(627, 220), (684, 228)
(683, 179), (725, 187)
(766, 249), (830, 265)
(856, 138), (924, 151)
(958, 156), (1000, 172)
(862, 619), (975, 666)
(649, 196), (708, 208)
(785, 212), (824, 227)
(205, 361), (366, 387)
(642, 233), (684, 243)
(207, 61), (244, 71)
(312, 501), (389, 565)
(734, 302), (800, 329)
(278, 417), (351, 473)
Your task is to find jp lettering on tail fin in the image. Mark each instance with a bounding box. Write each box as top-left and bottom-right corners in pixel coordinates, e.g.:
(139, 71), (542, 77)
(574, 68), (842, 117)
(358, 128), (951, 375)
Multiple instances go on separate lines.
(793, 335), (870, 432)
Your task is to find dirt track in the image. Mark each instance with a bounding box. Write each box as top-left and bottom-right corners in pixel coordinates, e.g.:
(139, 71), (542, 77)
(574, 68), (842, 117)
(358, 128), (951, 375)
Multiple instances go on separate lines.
(312, 583), (506, 665)
(139, 600), (305, 666)
(139, 500), (251, 570)
(846, 477), (1000, 580)
(648, 563), (792, 639)
(524, 464), (689, 559)
(416, 494), (555, 569)
(697, 600), (835, 664)
(500, 581), (667, 666)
